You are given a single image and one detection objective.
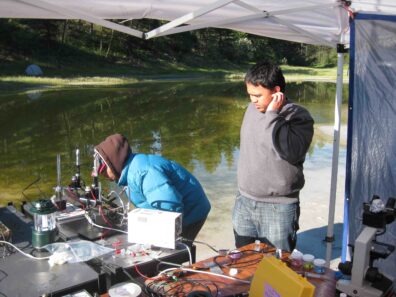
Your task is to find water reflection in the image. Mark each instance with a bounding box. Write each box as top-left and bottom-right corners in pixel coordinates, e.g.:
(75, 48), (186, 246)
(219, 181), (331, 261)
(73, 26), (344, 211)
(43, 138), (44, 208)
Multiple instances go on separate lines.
(0, 80), (348, 207)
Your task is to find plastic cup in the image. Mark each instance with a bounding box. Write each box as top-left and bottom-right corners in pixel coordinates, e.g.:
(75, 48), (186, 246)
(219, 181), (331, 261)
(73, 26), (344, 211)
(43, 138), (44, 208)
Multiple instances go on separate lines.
(313, 258), (326, 274)
(302, 254), (315, 271)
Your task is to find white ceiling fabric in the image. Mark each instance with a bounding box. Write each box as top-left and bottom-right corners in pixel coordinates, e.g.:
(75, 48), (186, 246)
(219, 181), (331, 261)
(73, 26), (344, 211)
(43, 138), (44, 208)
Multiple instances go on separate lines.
(0, 0), (395, 46)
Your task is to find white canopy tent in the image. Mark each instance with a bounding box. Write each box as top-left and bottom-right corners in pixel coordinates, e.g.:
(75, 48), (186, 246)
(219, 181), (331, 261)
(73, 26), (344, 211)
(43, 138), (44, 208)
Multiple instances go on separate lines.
(1, 0), (395, 45)
(1, 0), (396, 267)
(0, 0), (374, 46)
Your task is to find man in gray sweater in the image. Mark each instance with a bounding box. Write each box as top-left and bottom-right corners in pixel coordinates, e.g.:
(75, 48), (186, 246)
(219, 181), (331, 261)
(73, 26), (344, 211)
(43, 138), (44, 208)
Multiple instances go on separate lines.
(233, 61), (314, 252)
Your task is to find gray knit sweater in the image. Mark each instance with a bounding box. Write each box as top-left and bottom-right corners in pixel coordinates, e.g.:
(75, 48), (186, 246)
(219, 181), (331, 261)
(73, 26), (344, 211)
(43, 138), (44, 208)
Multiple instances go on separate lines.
(237, 101), (314, 202)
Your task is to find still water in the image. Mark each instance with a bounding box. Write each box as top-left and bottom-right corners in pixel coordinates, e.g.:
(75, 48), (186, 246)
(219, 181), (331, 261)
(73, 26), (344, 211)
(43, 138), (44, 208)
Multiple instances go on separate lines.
(0, 80), (348, 258)
(0, 81), (346, 204)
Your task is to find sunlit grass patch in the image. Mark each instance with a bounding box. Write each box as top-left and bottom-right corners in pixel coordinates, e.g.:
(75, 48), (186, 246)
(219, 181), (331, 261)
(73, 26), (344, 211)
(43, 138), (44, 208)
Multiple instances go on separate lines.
(0, 65), (349, 92)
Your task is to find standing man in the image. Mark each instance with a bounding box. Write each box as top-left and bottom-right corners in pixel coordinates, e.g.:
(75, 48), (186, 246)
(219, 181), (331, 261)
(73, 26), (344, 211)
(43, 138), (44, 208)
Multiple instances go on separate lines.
(233, 61), (314, 252)
(94, 133), (211, 242)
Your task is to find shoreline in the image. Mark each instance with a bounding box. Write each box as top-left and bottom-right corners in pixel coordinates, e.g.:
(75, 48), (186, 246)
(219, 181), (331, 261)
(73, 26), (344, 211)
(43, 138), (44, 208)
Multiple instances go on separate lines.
(0, 65), (349, 92)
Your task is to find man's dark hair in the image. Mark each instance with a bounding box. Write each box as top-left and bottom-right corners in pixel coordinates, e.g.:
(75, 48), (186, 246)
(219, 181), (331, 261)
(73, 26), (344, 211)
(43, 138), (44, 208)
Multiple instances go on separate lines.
(244, 61), (286, 92)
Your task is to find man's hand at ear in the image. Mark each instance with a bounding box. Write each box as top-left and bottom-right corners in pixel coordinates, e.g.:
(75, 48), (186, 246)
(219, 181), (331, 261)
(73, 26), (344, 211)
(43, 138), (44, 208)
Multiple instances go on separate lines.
(267, 92), (285, 112)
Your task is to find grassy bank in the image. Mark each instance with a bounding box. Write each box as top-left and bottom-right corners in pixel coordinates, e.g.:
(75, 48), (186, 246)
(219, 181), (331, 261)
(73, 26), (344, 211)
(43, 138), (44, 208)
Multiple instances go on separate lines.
(0, 64), (349, 93)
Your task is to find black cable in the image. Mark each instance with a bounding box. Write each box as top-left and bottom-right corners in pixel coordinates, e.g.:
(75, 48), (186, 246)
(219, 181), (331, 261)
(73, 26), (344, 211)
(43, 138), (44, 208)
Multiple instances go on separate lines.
(161, 279), (188, 296)
(21, 176), (40, 192)
(181, 238), (219, 253)
(163, 279), (212, 297)
(148, 280), (170, 296)
(226, 258), (262, 269)
(376, 226), (386, 236)
(154, 258), (183, 274)
(146, 280), (162, 296)
(121, 267), (148, 288)
(212, 250), (265, 270)
(213, 256), (227, 269)
(21, 176), (48, 200)
(147, 280), (164, 296)
(225, 250), (264, 268)
(190, 280), (211, 296)
(162, 280), (184, 295)
(145, 280), (159, 296)
(187, 279), (219, 297)
(168, 278), (218, 297)
(119, 265), (158, 297)
(147, 275), (220, 297)
(187, 291), (213, 297)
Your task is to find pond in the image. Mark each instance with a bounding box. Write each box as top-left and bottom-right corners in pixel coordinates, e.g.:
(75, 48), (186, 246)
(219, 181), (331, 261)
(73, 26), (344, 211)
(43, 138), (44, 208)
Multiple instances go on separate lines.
(0, 80), (349, 260)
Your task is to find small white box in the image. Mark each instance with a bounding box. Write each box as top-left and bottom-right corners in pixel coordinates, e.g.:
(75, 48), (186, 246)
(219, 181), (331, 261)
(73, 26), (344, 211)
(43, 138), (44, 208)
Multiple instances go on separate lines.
(128, 208), (182, 249)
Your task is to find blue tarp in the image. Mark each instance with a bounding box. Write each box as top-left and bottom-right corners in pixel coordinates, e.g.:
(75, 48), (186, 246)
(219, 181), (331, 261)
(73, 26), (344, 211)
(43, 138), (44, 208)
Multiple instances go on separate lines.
(344, 12), (396, 281)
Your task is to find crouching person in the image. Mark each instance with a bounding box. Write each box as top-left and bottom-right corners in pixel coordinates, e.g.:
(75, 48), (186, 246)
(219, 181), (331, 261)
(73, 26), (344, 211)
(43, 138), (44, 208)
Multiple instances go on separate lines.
(94, 133), (211, 242)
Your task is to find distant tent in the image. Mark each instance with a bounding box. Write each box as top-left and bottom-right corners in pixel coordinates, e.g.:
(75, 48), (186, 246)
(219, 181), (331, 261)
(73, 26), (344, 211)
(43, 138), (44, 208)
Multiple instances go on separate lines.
(25, 64), (43, 76)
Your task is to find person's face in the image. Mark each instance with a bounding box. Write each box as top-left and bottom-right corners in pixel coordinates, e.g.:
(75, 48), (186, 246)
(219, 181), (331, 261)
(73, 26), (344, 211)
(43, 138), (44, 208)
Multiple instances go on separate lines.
(246, 82), (280, 113)
(99, 164), (117, 181)
(105, 166), (116, 181)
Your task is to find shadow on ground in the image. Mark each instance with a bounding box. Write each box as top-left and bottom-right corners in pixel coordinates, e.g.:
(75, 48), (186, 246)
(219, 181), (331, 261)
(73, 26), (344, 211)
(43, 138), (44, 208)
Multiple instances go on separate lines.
(296, 223), (343, 261)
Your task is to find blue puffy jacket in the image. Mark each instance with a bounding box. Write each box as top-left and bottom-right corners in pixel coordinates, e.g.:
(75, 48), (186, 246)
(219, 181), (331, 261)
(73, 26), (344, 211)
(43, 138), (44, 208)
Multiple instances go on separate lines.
(118, 154), (211, 226)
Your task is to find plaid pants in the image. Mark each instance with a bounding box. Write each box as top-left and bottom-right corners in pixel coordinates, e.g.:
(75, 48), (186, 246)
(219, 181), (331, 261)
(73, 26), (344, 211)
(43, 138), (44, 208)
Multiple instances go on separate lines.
(232, 192), (300, 252)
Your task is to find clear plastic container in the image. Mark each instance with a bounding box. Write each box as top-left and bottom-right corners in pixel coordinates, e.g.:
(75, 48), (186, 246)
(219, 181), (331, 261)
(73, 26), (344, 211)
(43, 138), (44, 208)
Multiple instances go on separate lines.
(302, 254), (315, 271)
(289, 250), (303, 269)
(313, 258), (326, 274)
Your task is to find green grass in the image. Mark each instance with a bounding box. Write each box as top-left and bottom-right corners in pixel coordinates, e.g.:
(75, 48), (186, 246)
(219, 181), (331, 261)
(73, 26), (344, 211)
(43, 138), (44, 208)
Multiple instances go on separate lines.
(0, 64), (349, 93)
(282, 65), (349, 81)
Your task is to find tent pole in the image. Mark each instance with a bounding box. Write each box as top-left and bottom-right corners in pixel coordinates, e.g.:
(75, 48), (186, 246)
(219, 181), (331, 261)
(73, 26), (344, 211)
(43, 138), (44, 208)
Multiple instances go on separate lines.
(325, 45), (345, 267)
(16, 0), (144, 38)
(145, 0), (235, 39)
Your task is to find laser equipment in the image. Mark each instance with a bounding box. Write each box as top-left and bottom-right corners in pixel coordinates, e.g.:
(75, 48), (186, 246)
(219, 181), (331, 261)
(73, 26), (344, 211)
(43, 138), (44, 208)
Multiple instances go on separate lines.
(70, 148), (82, 190)
(52, 154), (66, 210)
(57, 149), (128, 240)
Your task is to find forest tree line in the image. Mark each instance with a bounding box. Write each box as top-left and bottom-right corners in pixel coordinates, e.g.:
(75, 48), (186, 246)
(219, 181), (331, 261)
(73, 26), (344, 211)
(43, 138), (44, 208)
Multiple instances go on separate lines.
(0, 18), (340, 72)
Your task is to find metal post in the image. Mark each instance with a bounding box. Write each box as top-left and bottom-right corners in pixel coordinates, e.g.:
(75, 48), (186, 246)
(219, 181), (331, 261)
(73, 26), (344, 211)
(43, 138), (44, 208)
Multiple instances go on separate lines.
(325, 44), (345, 266)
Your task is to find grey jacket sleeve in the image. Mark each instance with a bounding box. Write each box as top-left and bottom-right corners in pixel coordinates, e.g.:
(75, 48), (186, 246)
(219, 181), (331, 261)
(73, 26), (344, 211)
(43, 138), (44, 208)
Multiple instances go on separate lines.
(271, 106), (314, 165)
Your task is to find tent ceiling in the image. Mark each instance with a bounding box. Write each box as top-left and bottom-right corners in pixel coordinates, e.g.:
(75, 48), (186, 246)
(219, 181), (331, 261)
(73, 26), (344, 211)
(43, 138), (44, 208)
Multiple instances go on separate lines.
(1, 0), (396, 47)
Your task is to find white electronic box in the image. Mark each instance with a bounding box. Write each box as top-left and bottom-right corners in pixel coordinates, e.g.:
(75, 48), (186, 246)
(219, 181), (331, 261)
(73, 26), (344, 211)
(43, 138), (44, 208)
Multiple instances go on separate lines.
(128, 208), (182, 249)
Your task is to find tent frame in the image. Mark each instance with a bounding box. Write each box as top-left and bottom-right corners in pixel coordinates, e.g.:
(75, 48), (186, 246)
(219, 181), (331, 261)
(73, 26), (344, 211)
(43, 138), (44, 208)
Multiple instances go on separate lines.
(145, 1), (337, 47)
(325, 44), (347, 265)
(17, 0), (144, 38)
(16, 0), (340, 47)
(8, 0), (396, 269)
